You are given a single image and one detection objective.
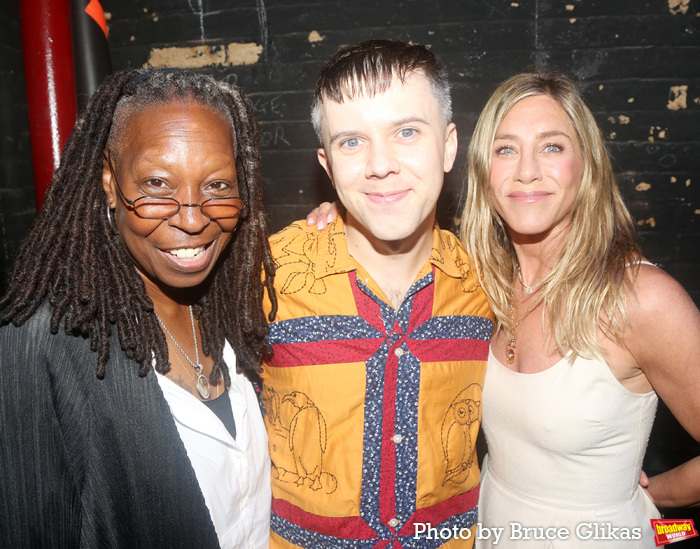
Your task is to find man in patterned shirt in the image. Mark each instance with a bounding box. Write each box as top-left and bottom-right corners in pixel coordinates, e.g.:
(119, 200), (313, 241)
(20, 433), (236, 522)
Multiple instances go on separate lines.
(261, 39), (494, 548)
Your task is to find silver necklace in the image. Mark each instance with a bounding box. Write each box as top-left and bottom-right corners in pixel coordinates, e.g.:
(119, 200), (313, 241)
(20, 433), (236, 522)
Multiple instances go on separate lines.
(156, 305), (211, 399)
(517, 267), (544, 295)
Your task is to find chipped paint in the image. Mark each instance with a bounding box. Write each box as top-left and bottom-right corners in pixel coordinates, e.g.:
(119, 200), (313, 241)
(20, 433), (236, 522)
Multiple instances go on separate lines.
(570, 18), (577, 23)
(146, 43), (262, 68)
(637, 218), (656, 228)
(636, 182), (651, 191)
(628, 97), (635, 103)
(511, 2), (520, 7)
(308, 30), (324, 43)
(598, 84), (604, 91)
(618, 115), (630, 124)
(649, 126), (667, 142)
(686, 179), (692, 186)
(608, 116), (616, 124)
(610, 132), (617, 139)
(566, 4), (575, 11)
(668, 0), (690, 15)
(671, 176), (678, 183)
(668, 85), (688, 110)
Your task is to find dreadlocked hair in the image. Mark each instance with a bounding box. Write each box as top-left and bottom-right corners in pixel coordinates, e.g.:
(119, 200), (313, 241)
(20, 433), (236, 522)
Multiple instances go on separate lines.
(0, 68), (277, 384)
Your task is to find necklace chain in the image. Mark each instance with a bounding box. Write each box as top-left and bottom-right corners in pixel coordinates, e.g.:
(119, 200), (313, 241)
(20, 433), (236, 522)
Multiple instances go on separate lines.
(517, 266), (544, 295)
(156, 305), (212, 400)
(506, 287), (541, 364)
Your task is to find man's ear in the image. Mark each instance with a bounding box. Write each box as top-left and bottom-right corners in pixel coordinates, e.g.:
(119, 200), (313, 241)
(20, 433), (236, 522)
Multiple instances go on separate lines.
(102, 151), (117, 207)
(317, 147), (335, 188)
(443, 122), (458, 173)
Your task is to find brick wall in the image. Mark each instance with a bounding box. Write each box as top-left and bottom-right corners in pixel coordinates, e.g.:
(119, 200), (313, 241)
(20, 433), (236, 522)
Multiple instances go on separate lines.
(103, 0), (699, 303)
(1, 0), (698, 521)
(2, 1), (698, 301)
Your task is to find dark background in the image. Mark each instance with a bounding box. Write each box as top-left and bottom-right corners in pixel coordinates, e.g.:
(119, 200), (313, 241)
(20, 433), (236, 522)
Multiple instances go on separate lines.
(1, 0), (698, 523)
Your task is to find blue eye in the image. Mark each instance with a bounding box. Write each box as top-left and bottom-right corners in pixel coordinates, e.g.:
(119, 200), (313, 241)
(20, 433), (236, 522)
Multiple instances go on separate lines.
(342, 137), (360, 149)
(544, 143), (563, 152)
(399, 128), (416, 138)
(495, 146), (515, 155)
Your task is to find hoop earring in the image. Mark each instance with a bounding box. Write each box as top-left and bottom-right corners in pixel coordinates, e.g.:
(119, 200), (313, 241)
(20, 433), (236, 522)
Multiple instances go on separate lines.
(106, 204), (119, 235)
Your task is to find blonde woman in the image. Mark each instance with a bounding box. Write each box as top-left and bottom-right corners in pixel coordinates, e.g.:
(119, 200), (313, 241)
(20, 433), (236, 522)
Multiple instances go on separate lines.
(461, 70), (700, 547)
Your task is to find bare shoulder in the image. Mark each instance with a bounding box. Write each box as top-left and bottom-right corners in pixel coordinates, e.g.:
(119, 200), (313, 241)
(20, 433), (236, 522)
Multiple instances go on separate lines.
(627, 262), (698, 324)
(622, 260), (700, 368)
(624, 262), (700, 440)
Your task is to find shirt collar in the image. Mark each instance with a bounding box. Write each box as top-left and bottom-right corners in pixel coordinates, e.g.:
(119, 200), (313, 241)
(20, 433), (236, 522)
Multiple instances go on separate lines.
(310, 215), (466, 281)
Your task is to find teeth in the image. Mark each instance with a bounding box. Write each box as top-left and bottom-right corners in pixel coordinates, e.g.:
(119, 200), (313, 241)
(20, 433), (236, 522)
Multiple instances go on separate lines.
(169, 246), (205, 259)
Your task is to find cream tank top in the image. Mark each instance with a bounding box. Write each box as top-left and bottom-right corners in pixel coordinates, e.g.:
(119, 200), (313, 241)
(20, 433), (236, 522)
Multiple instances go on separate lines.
(478, 348), (660, 547)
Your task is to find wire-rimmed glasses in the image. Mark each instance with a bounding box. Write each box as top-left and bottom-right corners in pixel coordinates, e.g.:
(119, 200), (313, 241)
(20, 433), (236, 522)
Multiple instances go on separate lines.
(104, 152), (244, 221)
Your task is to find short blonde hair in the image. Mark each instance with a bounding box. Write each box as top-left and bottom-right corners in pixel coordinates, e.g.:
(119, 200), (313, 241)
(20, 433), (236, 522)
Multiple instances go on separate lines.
(460, 69), (640, 360)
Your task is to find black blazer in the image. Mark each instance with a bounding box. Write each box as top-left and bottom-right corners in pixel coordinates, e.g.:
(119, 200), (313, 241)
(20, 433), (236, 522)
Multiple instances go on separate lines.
(0, 303), (220, 548)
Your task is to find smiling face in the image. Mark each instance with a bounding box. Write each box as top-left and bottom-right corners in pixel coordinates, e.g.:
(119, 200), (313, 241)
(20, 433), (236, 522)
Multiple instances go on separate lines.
(316, 72), (457, 254)
(102, 101), (239, 299)
(489, 94), (584, 244)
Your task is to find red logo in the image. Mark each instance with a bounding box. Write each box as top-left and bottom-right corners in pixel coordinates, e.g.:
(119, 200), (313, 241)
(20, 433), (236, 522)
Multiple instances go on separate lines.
(650, 519), (698, 546)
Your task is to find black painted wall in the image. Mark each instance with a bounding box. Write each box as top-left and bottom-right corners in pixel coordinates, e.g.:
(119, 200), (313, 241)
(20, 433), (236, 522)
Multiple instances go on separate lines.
(104, 0), (700, 303)
(0, 0), (35, 295)
(2, 1), (699, 303)
(1, 0), (698, 519)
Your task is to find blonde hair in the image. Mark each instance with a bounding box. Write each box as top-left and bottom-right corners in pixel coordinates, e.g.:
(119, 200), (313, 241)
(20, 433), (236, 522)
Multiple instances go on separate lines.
(459, 70), (640, 360)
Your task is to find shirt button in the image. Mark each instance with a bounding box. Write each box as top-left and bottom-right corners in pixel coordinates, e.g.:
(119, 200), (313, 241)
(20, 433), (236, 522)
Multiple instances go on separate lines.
(388, 518), (399, 527)
(241, 497), (249, 509)
(392, 434), (403, 443)
(394, 348), (404, 357)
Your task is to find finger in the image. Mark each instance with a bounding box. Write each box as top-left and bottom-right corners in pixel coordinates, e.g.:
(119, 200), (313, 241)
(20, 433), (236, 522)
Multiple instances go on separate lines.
(639, 471), (649, 486)
(306, 207), (321, 226)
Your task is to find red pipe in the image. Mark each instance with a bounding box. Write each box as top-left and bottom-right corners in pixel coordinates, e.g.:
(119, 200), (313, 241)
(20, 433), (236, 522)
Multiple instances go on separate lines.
(20, 0), (77, 211)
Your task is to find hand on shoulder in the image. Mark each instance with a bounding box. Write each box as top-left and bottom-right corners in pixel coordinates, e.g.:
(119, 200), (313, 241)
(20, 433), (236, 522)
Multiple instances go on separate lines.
(306, 201), (339, 230)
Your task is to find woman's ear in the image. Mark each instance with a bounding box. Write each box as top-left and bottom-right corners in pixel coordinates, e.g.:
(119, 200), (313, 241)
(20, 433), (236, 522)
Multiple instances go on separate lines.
(102, 151), (117, 207)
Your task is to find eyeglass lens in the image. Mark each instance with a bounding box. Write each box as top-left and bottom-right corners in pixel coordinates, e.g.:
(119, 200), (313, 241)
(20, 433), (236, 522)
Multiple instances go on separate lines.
(133, 197), (243, 220)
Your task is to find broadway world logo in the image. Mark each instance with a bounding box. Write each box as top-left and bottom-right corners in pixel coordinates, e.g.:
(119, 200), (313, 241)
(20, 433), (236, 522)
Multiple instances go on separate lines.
(650, 519), (698, 546)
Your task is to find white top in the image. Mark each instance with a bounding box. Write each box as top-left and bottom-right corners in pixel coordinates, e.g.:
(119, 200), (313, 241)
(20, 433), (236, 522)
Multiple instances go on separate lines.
(478, 348), (660, 547)
(155, 341), (271, 549)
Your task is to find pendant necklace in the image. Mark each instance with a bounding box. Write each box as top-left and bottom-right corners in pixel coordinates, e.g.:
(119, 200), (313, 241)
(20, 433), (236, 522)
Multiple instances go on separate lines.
(166, 340), (220, 400)
(505, 288), (542, 364)
(157, 305), (211, 399)
(517, 266), (544, 295)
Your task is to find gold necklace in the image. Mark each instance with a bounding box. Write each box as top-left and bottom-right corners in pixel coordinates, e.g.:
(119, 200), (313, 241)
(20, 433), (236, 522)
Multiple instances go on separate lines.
(506, 289), (542, 364)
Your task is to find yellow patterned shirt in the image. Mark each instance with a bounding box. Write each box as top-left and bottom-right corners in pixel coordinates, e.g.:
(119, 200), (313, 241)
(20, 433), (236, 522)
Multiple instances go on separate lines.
(261, 217), (494, 548)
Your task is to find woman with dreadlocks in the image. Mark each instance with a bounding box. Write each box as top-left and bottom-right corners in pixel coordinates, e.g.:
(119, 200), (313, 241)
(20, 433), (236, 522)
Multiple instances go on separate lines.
(0, 68), (276, 547)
